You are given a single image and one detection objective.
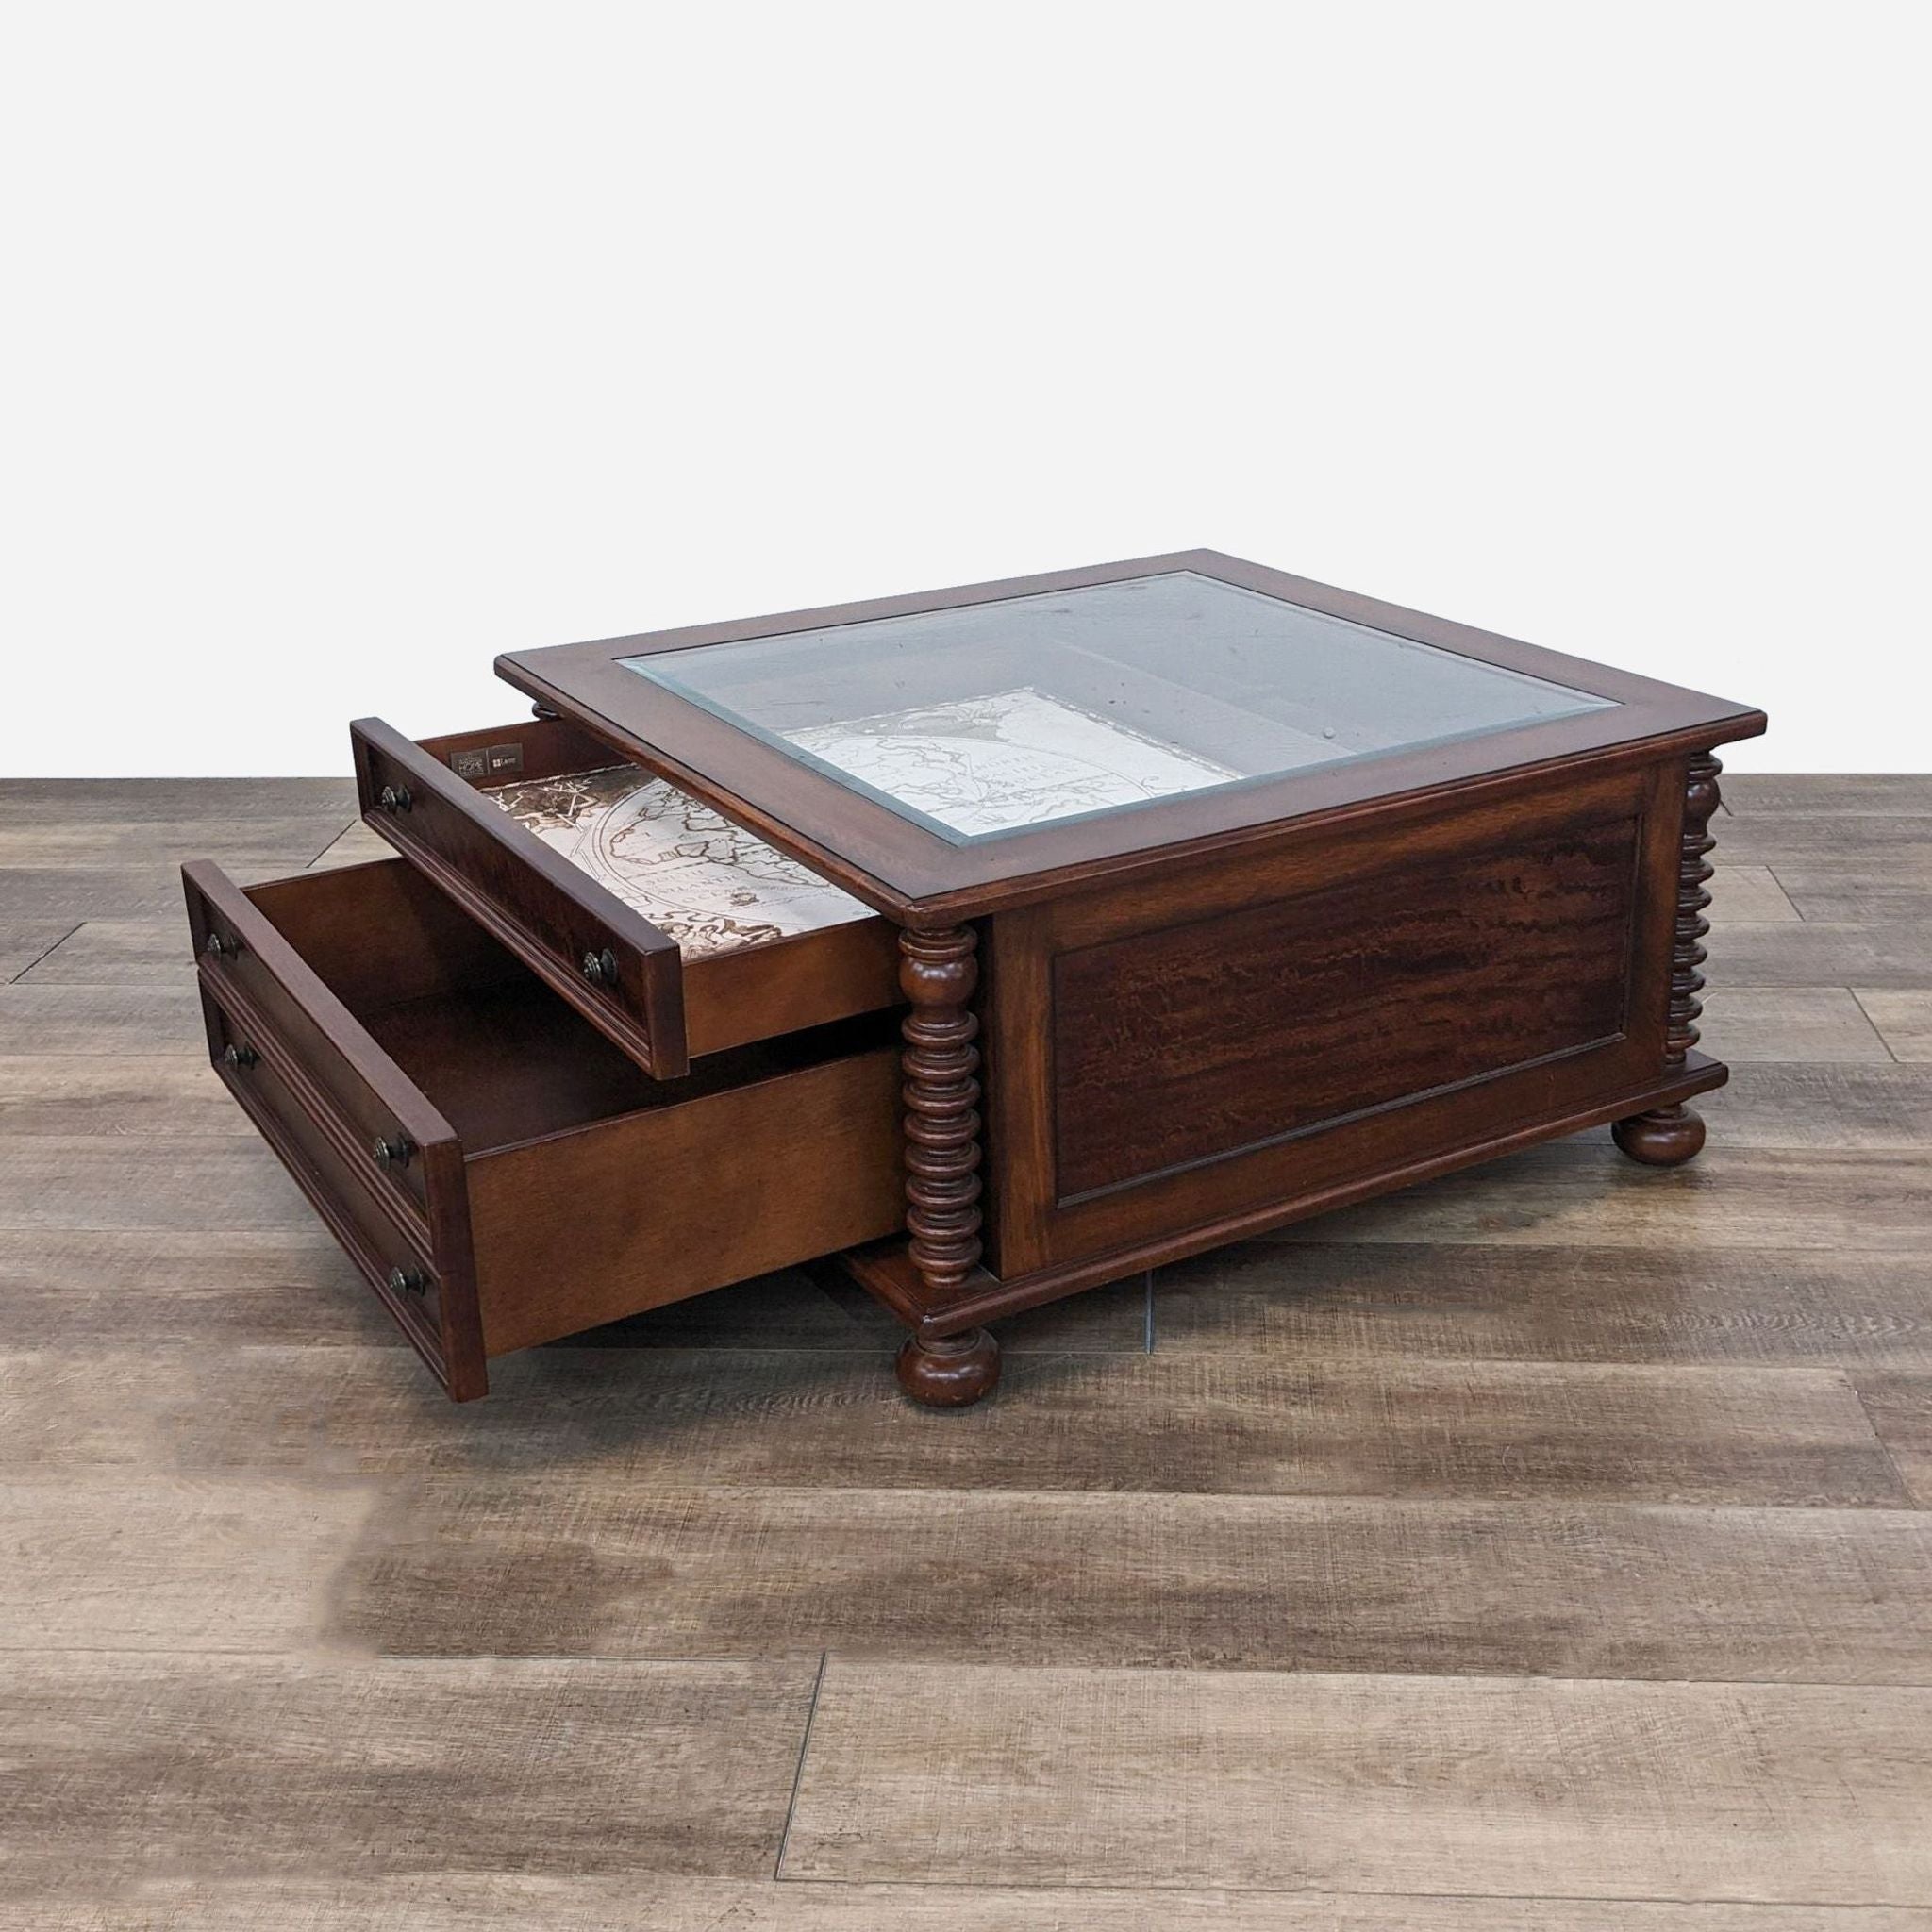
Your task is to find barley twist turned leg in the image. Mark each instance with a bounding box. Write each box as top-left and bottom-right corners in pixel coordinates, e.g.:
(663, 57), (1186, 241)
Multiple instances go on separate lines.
(1615, 751), (1722, 1167)
(893, 924), (999, 1406)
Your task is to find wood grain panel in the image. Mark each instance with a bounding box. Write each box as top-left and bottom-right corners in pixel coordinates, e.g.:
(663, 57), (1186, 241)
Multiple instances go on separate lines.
(0, 1479), (379, 1650)
(1707, 866), (1802, 921)
(1856, 990), (1932, 1061)
(1707, 921), (1932, 987)
(1853, 1374), (1932, 1507)
(1697, 988), (1893, 1063)
(0, 1058), (243, 1135)
(466, 1043), (904, 1353)
(330, 1481), (1932, 1681)
(1721, 774), (1932, 815)
(0, 861), (288, 921)
(2, 1346), (1903, 1505)
(0, 815), (351, 867)
(0, 777), (358, 818)
(0, 1229), (409, 1347)
(15, 919), (194, 986)
(0, 1232), (1137, 1352)
(784, 1663), (1932, 1900)
(1711, 818), (1932, 863)
(1707, 1065), (1932, 1147)
(0, 984), (205, 1053)
(0, 922), (75, 981)
(1053, 818), (1640, 1198)
(0, 1136), (319, 1230)
(0, 1655), (814, 1885)
(1773, 865), (1932, 924)
(1257, 1141), (1932, 1252)
(1155, 1242), (1932, 1367)
(15, 1877), (1923, 1932)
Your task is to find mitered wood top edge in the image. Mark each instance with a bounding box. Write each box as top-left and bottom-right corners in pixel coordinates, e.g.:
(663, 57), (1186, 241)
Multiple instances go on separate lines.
(499, 547), (1761, 726)
(491, 553), (1767, 923)
(489, 663), (1765, 926)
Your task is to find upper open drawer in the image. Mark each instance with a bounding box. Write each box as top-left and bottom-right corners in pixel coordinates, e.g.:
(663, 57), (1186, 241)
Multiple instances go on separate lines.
(352, 715), (902, 1078)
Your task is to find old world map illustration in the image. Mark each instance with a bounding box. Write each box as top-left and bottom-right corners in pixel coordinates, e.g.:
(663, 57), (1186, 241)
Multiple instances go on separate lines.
(490, 691), (1241, 953)
(489, 767), (873, 957)
(786, 687), (1241, 838)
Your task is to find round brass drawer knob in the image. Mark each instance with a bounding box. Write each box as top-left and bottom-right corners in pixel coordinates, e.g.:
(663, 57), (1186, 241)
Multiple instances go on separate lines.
(377, 783), (412, 814)
(580, 947), (618, 988)
(221, 1041), (258, 1069)
(373, 1133), (413, 1169)
(387, 1266), (428, 1300)
(204, 931), (238, 958)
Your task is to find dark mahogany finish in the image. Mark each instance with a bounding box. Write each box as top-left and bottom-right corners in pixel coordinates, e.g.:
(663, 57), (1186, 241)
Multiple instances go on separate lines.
(495, 550), (1765, 923)
(188, 552), (1766, 1412)
(1614, 751), (1724, 1167)
(1051, 817), (1639, 1202)
(487, 558), (1765, 1405)
(182, 855), (905, 1400)
(353, 715), (902, 1079)
(895, 925), (992, 1406)
(895, 1326), (1002, 1407)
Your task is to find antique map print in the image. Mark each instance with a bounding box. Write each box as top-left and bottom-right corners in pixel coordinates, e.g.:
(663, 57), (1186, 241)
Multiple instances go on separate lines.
(488, 767), (873, 957)
(786, 687), (1242, 838)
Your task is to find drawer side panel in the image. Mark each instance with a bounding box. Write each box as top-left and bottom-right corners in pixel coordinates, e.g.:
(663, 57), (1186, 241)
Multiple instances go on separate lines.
(466, 1045), (905, 1353)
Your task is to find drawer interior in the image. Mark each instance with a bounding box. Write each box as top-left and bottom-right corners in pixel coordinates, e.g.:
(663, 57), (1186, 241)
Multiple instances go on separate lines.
(245, 858), (897, 1156)
(451, 725), (876, 961)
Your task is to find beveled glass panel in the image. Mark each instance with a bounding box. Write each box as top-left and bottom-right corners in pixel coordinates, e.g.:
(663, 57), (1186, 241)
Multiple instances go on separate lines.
(620, 572), (1616, 844)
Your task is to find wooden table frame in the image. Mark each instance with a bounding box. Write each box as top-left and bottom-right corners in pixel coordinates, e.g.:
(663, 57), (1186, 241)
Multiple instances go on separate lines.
(498, 553), (1765, 1405)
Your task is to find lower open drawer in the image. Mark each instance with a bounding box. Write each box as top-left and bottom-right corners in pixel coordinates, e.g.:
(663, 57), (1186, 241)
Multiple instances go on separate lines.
(183, 855), (905, 1399)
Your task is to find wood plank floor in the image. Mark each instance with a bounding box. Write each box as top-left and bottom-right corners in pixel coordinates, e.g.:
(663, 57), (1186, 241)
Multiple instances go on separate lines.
(3, 774), (1930, 1927)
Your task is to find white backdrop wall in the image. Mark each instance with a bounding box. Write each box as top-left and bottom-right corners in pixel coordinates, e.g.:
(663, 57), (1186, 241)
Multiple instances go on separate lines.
(2, 2), (1924, 776)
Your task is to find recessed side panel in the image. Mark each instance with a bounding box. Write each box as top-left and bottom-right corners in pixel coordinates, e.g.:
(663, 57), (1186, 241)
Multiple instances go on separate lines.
(1054, 819), (1639, 1202)
(997, 760), (1672, 1272)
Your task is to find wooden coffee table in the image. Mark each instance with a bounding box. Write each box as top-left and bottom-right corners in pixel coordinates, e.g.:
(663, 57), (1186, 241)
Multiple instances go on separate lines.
(485, 550), (1766, 1406)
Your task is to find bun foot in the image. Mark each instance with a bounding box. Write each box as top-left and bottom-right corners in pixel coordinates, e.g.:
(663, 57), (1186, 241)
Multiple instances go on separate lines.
(896, 1327), (1001, 1408)
(1613, 1103), (1707, 1167)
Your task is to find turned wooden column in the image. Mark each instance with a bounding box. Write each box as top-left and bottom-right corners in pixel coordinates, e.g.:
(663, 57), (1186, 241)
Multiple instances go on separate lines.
(1615, 751), (1722, 1166)
(893, 924), (999, 1406)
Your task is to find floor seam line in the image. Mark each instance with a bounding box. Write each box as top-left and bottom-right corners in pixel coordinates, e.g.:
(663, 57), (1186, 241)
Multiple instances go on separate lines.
(1846, 987), (1904, 1064)
(304, 818), (363, 865)
(1847, 1377), (1922, 1508)
(8, 922), (83, 983)
(773, 1649), (829, 1878)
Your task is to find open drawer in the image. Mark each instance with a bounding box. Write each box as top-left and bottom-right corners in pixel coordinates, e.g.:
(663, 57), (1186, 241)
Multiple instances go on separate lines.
(351, 714), (902, 1078)
(183, 855), (905, 1400)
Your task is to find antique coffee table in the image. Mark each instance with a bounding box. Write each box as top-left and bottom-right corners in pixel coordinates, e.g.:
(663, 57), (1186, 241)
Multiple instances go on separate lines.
(186, 552), (1764, 1407)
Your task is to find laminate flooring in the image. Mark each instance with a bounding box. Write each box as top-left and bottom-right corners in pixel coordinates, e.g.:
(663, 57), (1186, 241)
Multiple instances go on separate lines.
(3, 774), (1929, 1927)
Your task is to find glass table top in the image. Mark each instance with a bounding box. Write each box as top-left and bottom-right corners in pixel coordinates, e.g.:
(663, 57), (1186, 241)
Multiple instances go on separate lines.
(619, 572), (1617, 846)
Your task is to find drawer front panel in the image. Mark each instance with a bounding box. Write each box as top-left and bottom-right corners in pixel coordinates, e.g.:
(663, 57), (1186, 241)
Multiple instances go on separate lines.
(354, 719), (690, 1077)
(196, 920), (432, 1229)
(183, 858), (488, 1399)
(1054, 815), (1639, 1200)
(202, 985), (454, 1381)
